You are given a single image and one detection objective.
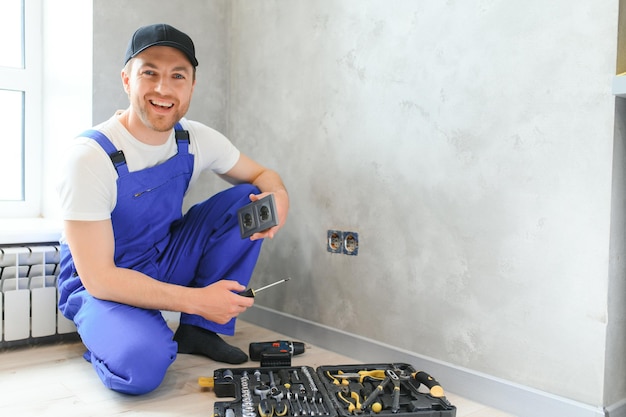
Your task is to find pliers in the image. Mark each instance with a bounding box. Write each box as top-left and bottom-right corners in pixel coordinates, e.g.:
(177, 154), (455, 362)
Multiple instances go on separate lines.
(333, 369), (386, 383)
(337, 387), (363, 414)
(387, 370), (401, 413)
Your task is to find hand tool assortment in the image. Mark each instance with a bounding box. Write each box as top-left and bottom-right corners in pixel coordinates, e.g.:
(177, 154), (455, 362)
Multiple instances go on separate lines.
(210, 363), (456, 417)
(317, 364), (455, 416)
(213, 365), (333, 417)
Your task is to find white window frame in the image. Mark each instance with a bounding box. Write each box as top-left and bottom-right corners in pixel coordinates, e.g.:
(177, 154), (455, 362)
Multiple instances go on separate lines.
(0, 0), (43, 217)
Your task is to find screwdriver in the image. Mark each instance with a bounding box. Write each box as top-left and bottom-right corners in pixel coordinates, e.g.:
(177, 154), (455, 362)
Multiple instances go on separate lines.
(412, 370), (445, 397)
(239, 277), (291, 298)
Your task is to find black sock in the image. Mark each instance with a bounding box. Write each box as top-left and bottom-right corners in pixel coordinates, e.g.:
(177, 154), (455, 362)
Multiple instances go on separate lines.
(173, 324), (248, 364)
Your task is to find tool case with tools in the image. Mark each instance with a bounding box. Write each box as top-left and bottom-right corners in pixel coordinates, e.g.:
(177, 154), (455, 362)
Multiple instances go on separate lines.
(211, 363), (456, 417)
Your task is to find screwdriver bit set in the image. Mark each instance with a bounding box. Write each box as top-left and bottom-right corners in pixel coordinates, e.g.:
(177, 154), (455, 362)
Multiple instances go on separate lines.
(211, 363), (456, 417)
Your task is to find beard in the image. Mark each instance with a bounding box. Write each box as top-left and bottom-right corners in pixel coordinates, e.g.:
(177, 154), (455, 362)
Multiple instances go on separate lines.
(133, 95), (190, 133)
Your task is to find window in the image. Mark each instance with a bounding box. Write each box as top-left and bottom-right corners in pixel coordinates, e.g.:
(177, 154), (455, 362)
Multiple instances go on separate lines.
(0, 0), (42, 217)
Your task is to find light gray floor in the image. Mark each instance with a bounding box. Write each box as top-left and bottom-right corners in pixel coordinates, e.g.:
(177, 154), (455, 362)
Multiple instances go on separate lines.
(0, 320), (514, 416)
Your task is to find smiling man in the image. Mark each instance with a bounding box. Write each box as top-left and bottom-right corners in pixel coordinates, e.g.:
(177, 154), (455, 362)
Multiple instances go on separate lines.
(56, 24), (289, 395)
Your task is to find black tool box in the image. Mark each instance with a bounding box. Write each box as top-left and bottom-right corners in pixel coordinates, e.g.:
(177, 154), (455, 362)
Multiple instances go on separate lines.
(212, 363), (456, 416)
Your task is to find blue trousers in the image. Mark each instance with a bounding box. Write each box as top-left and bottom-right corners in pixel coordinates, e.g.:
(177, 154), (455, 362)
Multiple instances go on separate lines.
(65, 184), (263, 394)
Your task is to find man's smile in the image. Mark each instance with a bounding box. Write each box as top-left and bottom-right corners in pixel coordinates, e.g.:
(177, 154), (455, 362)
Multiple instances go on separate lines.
(150, 98), (174, 109)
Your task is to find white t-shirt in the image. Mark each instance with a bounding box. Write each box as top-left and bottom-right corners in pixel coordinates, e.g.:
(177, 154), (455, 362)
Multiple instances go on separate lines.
(57, 115), (240, 222)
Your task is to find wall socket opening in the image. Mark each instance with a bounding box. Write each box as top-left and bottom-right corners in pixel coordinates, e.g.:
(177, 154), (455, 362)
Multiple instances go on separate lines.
(327, 230), (359, 255)
(343, 231), (359, 256)
(327, 230), (343, 253)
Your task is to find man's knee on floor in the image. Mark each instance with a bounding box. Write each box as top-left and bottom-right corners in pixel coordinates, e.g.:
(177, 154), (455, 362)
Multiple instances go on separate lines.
(97, 339), (177, 395)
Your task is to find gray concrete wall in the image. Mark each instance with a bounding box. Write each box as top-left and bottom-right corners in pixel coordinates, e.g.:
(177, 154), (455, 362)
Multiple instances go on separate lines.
(227, 0), (619, 407)
(90, 0), (624, 409)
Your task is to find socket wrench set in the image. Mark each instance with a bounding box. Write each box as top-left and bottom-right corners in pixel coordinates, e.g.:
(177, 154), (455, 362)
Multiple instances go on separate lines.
(213, 366), (333, 417)
(211, 363), (456, 417)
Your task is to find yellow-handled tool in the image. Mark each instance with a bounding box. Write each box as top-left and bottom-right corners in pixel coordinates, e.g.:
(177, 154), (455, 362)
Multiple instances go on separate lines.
(337, 390), (362, 414)
(359, 375), (390, 411)
(334, 369), (386, 383)
(326, 371), (348, 385)
(412, 370), (445, 398)
(198, 376), (215, 389)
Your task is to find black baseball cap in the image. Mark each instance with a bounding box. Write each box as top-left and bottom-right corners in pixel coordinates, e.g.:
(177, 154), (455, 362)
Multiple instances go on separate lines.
(124, 23), (199, 67)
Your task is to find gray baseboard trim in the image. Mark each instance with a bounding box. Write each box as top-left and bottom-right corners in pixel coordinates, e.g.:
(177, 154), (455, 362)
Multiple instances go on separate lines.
(241, 305), (608, 417)
(606, 399), (626, 417)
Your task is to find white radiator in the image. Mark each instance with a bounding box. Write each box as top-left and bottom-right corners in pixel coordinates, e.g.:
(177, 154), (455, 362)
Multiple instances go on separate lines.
(0, 244), (77, 347)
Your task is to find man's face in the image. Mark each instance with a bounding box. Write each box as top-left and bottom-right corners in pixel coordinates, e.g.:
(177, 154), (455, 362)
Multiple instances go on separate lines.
(122, 46), (196, 133)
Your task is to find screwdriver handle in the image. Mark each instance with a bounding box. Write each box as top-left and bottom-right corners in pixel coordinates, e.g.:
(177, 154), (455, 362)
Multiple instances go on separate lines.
(279, 369), (291, 388)
(258, 398), (273, 417)
(392, 384), (401, 412)
(360, 378), (387, 410)
(413, 371), (445, 397)
(275, 399), (289, 416)
(239, 288), (255, 298)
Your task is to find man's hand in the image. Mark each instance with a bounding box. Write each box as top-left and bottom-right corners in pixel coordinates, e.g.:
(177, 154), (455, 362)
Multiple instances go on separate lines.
(248, 189), (289, 240)
(220, 153), (289, 241)
(191, 280), (255, 324)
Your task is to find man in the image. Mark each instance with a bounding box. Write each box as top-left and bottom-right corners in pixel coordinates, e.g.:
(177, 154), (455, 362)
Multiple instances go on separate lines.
(56, 23), (289, 395)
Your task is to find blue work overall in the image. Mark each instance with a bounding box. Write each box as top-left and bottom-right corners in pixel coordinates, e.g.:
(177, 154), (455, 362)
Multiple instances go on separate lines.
(57, 124), (263, 395)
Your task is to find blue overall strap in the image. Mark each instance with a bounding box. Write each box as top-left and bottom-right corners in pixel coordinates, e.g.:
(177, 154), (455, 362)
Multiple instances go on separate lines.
(80, 129), (130, 176)
(81, 125), (189, 174)
(174, 122), (190, 155)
